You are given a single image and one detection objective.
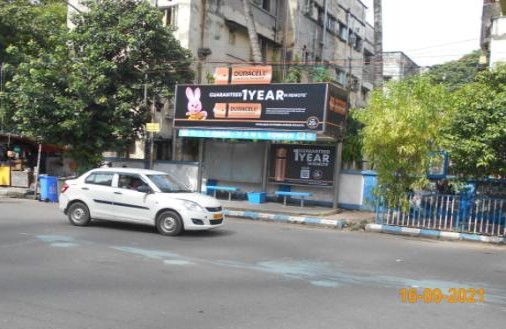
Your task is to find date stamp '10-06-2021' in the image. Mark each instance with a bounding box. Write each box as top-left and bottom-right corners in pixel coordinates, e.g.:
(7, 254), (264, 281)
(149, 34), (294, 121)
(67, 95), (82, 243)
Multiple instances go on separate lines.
(400, 288), (485, 304)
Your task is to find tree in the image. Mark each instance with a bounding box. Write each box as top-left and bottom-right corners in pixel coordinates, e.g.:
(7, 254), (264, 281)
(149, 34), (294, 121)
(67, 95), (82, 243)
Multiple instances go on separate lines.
(7, 0), (194, 167)
(425, 50), (481, 91)
(0, 0), (66, 65)
(242, 0), (263, 63)
(443, 64), (506, 178)
(341, 116), (363, 167)
(353, 76), (452, 203)
(0, 0), (67, 131)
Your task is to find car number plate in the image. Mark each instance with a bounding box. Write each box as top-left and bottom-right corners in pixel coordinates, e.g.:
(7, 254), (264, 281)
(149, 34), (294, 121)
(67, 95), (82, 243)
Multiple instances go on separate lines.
(212, 213), (223, 220)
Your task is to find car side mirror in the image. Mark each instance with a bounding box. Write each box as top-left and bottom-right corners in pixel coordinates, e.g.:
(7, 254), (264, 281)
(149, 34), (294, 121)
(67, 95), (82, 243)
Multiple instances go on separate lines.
(137, 185), (152, 194)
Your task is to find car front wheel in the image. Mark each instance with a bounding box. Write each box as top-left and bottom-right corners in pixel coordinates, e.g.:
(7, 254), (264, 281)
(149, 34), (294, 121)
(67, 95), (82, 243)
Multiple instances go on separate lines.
(156, 210), (183, 236)
(67, 202), (91, 227)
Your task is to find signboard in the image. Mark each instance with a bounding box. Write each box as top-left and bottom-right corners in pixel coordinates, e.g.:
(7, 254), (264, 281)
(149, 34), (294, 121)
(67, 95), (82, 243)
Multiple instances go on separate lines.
(325, 83), (348, 140)
(214, 67), (230, 85)
(269, 144), (335, 186)
(146, 123), (160, 132)
(174, 83), (347, 139)
(427, 151), (448, 179)
(179, 129), (317, 141)
(214, 66), (272, 85)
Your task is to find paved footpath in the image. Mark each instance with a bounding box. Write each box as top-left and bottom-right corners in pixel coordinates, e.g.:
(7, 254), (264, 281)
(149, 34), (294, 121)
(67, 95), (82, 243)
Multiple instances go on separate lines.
(221, 200), (506, 245)
(2, 188), (504, 245)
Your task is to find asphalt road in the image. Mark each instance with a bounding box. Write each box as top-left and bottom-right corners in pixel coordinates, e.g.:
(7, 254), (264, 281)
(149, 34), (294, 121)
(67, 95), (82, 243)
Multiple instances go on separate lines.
(1, 198), (505, 329)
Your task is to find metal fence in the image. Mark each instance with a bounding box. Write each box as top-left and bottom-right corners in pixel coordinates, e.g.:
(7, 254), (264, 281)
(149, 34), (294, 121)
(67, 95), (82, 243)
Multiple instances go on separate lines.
(376, 193), (506, 237)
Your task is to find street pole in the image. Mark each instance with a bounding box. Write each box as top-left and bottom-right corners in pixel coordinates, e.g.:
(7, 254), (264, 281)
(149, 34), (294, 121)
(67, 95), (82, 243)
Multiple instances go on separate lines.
(149, 95), (155, 169)
(333, 142), (343, 209)
(0, 63), (4, 133)
(33, 140), (42, 200)
(143, 72), (150, 169)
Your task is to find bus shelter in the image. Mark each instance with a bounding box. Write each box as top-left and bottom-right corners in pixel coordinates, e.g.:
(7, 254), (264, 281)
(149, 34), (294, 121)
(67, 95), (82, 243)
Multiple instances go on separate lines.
(172, 79), (348, 209)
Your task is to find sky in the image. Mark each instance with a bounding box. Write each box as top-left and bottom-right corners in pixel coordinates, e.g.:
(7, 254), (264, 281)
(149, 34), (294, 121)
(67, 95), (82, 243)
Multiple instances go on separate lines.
(362, 0), (484, 67)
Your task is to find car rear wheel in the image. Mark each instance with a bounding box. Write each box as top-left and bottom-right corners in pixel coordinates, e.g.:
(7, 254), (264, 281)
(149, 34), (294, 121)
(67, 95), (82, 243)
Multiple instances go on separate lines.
(67, 202), (91, 226)
(156, 210), (183, 236)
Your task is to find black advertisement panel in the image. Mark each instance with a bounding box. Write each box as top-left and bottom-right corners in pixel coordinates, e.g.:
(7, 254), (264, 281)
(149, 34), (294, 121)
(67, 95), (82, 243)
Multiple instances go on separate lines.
(269, 144), (335, 186)
(174, 83), (329, 132)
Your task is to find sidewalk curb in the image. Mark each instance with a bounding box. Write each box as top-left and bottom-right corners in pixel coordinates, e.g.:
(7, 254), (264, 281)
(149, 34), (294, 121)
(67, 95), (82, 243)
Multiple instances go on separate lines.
(224, 209), (345, 229)
(366, 224), (506, 245)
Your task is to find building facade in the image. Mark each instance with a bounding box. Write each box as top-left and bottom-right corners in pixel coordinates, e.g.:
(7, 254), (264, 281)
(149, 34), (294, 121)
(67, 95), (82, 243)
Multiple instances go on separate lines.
(382, 51), (420, 82)
(68, 0), (375, 160)
(481, 0), (506, 66)
(284, 0), (374, 108)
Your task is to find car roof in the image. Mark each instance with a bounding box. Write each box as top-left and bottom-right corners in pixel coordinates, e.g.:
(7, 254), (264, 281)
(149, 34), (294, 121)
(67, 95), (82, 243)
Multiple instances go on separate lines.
(87, 167), (167, 175)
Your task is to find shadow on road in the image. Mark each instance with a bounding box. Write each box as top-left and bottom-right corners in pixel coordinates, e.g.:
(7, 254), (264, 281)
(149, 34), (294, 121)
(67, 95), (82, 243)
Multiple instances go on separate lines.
(86, 219), (235, 237)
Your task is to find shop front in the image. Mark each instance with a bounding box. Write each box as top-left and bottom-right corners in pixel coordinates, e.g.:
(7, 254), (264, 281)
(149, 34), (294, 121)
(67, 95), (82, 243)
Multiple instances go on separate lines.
(0, 133), (68, 188)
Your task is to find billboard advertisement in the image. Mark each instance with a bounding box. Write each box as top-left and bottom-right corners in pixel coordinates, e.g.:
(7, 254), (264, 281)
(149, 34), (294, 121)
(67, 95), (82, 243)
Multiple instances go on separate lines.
(214, 66), (272, 85)
(325, 83), (348, 140)
(269, 144), (335, 186)
(173, 83), (347, 137)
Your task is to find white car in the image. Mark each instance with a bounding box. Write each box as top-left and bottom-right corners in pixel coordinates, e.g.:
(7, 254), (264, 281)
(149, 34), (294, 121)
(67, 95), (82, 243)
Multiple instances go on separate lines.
(59, 168), (224, 236)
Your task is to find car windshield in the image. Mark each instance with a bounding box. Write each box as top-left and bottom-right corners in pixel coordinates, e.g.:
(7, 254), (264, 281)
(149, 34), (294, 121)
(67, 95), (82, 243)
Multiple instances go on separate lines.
(147, 174), (192, 193)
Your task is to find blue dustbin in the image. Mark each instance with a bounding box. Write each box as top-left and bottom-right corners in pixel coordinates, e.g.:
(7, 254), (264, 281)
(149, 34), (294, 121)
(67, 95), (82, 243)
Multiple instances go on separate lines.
(39, 175), (59, 202)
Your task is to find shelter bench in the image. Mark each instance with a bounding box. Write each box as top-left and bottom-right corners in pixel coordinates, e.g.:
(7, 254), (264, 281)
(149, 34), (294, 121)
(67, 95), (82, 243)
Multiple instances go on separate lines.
(206, 185), (239, 201)
(275, 191), (312, 207)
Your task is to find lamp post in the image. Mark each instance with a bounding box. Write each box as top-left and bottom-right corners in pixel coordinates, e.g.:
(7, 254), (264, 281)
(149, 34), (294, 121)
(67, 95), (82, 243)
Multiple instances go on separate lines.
(135, 64), (153, 169)
(149, 93), (155, 170)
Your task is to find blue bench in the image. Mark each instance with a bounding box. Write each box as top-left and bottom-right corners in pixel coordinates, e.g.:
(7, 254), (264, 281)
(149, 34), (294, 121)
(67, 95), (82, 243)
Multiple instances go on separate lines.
(275, 191), (312, 207)
(206, 185), (239, 201)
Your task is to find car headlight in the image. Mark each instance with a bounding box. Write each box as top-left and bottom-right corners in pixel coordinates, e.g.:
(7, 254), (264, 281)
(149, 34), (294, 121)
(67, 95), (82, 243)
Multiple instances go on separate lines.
(182, 200), (206, 212)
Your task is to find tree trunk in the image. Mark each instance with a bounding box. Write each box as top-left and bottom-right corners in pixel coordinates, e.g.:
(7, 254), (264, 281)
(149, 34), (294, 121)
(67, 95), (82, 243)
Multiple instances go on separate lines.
(242, 0), (263, 63)
(373, 0), (383, 89)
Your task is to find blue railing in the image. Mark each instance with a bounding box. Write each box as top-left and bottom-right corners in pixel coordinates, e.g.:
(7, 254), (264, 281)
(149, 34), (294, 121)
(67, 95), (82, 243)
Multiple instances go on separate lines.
(376, 193), (506, 237)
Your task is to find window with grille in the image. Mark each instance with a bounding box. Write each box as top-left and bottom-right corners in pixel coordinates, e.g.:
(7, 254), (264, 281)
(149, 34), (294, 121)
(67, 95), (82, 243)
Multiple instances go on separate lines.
(161, 6), (178, 27)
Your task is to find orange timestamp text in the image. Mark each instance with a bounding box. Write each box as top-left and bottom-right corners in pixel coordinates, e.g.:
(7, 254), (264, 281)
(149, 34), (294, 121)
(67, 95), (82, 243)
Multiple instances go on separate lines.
(400, 288), (485, 304)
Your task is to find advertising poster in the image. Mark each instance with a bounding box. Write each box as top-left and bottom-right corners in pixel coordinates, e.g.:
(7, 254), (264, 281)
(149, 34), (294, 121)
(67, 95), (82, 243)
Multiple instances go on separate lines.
(214, 66), (272, 85)
(269, 144), (335, 186)
(427, 151), (448, 179)
(174, 83), (337, 133)
(325, 83), (348, 140)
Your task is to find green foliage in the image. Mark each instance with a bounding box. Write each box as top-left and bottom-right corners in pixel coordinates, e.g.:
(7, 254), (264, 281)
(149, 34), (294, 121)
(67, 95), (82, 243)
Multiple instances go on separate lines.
(443, 64), (506, 177)
(205, 71), (215, 84)
(425, 50), (481, 91)
(0, 0), (66, 65)
(310, 66), (332, 82)
(353, 76), (452, 203)
(341, 116), (363, 165)
(284, 65), (302, 83)
(0, 0), (67, 131)
(6, 0), (194, 167)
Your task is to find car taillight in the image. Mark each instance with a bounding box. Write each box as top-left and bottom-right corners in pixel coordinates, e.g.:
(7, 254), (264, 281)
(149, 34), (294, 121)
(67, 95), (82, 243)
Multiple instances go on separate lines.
(61, 183), (69, 194)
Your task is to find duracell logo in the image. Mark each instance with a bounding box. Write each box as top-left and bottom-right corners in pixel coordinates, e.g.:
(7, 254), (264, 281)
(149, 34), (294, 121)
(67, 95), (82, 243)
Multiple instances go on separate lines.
(329, 96), (347, 115)
(213, 103), (262, 119)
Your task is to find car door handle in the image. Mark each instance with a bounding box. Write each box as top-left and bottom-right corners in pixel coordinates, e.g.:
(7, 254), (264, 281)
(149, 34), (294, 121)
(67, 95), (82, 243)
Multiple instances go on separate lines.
(81, 187), (89, 190)
(114, 191), (122, 195)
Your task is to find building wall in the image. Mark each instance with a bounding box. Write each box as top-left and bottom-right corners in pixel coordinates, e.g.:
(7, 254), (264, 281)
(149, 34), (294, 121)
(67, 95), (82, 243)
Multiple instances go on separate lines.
(382, 51), (420, 82)
(489, 16), (506, 66)
(67, 0), (374, 105)
(286, 0), (373, 108)
(481, 0), (502, 56)
(66, 0), (375, 165)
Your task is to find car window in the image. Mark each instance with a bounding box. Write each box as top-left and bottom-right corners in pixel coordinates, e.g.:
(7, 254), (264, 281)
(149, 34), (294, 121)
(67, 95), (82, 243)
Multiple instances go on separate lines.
(118, 174), (148, 190)
(85, 172), (114, 187)
(147, 174), (191, 193)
